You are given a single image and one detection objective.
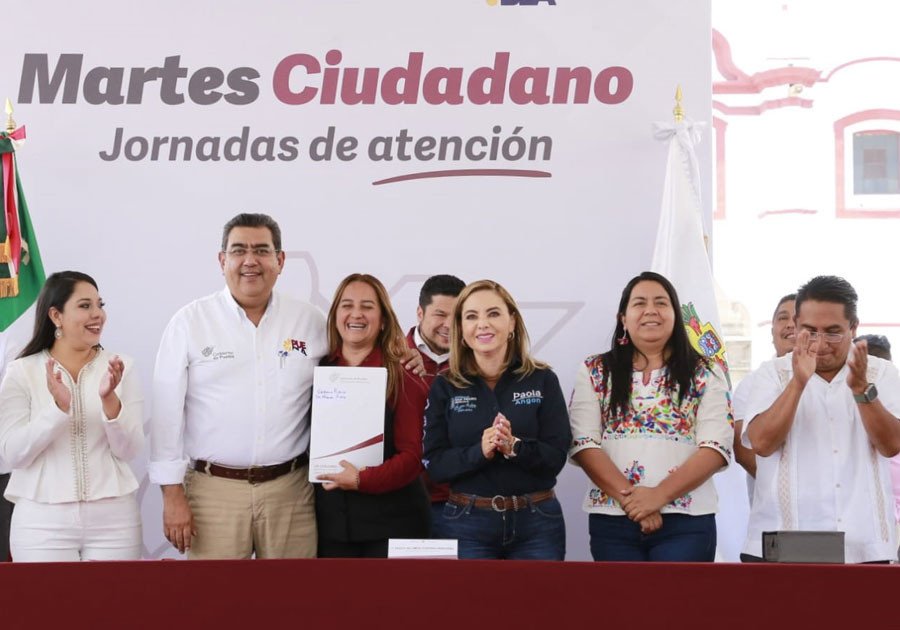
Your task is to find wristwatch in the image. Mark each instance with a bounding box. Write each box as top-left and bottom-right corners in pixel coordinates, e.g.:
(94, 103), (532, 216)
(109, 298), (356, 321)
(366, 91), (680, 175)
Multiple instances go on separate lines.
(853, 383), (878, 404)
(504, 437), (522, 459)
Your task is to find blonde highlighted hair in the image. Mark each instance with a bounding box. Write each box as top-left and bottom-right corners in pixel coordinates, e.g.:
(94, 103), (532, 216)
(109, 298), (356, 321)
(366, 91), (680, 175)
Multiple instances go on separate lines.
(326, 273), (408, 401)
(447, 279), (547, 388)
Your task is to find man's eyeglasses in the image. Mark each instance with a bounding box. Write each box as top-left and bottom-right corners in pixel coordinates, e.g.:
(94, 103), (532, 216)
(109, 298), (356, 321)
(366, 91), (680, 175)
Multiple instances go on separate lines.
(806, 331), (844, 344)
(224, 246), (279, 259)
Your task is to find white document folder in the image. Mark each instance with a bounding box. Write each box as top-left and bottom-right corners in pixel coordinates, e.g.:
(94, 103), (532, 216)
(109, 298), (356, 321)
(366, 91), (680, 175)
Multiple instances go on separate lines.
(309, 366), (387, 482)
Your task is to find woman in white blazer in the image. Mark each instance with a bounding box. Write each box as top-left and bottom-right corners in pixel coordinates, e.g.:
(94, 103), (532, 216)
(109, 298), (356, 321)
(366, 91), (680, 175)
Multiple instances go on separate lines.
(0, 271), (144, 561)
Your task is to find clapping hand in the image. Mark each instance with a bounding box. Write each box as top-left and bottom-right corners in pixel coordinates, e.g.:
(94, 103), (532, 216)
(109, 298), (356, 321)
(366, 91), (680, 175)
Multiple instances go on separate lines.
(45, 358), (71, 413)
(846, 340), (869, 395)
(492, 413), (515, 457)
(99, 355), (124, 419)
(481, 426), (498, 459)
(99, 355), (125, 399)
(791, 330), (818, 387)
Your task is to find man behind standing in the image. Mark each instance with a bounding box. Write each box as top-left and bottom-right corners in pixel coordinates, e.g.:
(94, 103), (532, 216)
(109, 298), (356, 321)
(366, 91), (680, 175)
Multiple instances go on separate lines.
(406, 274), (465, 536)
(742, 276), (900, 563)
(731, 293), (795, 494)
(150, 213), (327, 558)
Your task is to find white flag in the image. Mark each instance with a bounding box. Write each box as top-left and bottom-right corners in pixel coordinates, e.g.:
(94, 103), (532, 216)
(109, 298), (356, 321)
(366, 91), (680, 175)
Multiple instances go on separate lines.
(651, 120), (748, 563)
(650, 119), (729, 380)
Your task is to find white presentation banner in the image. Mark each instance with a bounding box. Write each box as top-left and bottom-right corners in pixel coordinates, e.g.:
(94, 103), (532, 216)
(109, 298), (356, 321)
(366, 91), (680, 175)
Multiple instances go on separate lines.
(0, 0), (722, 560)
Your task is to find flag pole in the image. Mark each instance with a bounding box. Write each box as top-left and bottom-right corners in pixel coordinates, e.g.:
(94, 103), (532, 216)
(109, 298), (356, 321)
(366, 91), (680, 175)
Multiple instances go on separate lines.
(673, 85), (684, 123)
(4, 98), (14, 134)
(0, 99), (12, 271)
(672, 86), (709, 251)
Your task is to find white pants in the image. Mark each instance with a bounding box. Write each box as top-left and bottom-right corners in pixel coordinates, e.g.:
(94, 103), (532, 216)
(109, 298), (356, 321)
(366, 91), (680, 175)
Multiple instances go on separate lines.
(10, 493), (142, 562)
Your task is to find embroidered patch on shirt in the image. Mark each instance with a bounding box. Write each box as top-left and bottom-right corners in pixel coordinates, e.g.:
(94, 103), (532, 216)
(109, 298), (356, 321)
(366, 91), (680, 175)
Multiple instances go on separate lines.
(281, 338), (308, 356)
(512, 389), (542, 406)
(200, 346), (235, 361)
(278, 339), (308, 367)
(450, 395), (477, 413)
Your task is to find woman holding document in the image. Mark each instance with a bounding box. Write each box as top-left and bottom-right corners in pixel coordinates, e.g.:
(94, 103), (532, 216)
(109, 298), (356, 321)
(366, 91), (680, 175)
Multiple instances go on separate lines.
(315, 273), (430, 558)
(422, 280), (571, 560)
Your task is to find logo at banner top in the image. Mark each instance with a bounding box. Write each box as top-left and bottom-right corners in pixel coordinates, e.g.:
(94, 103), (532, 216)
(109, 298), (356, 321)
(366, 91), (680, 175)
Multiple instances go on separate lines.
(487, 0), (557, 5)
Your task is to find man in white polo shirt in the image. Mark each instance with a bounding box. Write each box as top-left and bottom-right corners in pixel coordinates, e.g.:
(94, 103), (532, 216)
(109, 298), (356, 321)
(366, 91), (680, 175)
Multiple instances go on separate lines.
(150, 213), (326, 559)
(742, 276), (900, 563)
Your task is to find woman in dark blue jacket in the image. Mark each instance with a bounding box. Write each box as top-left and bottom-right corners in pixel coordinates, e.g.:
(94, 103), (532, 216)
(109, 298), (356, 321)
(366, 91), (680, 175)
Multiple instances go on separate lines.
(422, 280), (571, 560)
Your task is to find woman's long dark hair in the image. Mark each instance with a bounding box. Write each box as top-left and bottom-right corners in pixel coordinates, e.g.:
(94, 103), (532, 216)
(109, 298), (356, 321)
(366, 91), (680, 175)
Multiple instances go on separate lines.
(603, 271), (704, 417)
(18, 271), (99, 359)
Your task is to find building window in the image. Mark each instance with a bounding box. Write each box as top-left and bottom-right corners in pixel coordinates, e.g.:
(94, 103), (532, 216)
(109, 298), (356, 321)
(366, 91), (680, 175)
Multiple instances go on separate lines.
(835, 109), (900, 218)
(853, 130), (900, 195)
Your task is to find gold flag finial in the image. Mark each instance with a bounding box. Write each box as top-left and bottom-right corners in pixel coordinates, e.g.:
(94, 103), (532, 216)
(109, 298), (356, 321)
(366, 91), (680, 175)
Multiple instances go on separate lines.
(673, 85), (684, 123)
(4, 98), (15, 134)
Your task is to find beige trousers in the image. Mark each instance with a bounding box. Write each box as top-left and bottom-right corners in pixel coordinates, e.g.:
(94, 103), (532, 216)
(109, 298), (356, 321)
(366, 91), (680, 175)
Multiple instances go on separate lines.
(185, 466), (316, 559)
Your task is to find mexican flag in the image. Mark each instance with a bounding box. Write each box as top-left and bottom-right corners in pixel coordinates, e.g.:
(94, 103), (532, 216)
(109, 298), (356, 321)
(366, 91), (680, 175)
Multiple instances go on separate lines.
(0, 126), (45, 332)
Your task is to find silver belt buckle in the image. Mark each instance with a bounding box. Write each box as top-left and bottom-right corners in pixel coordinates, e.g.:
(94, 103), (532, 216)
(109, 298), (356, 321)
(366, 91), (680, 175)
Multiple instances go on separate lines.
(491, 495), (507, 512)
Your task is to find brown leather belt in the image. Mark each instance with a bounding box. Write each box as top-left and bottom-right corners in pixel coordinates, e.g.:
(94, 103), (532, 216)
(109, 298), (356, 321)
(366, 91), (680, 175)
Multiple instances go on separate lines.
(193, 453), (308, 484)
(448, 489), (555, 512)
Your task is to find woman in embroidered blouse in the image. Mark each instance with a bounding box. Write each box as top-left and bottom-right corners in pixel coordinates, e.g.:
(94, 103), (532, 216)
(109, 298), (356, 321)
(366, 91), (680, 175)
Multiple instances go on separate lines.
(0, 271), (144, 562)
(314, 273), (430, 558)
(569, 271), (733, 562)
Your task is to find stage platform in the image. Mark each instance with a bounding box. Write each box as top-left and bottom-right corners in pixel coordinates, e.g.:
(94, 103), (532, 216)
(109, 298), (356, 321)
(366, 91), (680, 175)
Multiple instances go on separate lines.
(1, 558), (899, 628)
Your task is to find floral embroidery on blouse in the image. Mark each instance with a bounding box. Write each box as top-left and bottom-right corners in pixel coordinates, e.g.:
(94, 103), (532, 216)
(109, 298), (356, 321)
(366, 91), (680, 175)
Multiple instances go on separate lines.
(571, 435), (599, 449)
(588, 460), (646, 508)
(698, 439), (733, 461)
(584, 354), (727, 443)
(666, 465), (693, 510)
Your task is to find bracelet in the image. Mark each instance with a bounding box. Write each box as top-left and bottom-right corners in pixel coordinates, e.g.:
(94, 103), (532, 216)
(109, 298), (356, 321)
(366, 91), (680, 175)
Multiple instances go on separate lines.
(355, 468), (363, 490)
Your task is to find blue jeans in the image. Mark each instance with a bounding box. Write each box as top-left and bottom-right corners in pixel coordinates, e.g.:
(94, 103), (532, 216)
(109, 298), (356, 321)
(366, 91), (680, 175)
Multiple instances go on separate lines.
(589, 513), (716, 562)
(440, 495), (566, 560)
(430, 502), (449, 539)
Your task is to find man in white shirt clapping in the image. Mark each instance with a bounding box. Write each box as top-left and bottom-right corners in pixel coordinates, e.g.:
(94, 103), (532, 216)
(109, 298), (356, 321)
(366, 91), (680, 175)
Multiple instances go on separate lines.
(742, 276), (900, 563)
